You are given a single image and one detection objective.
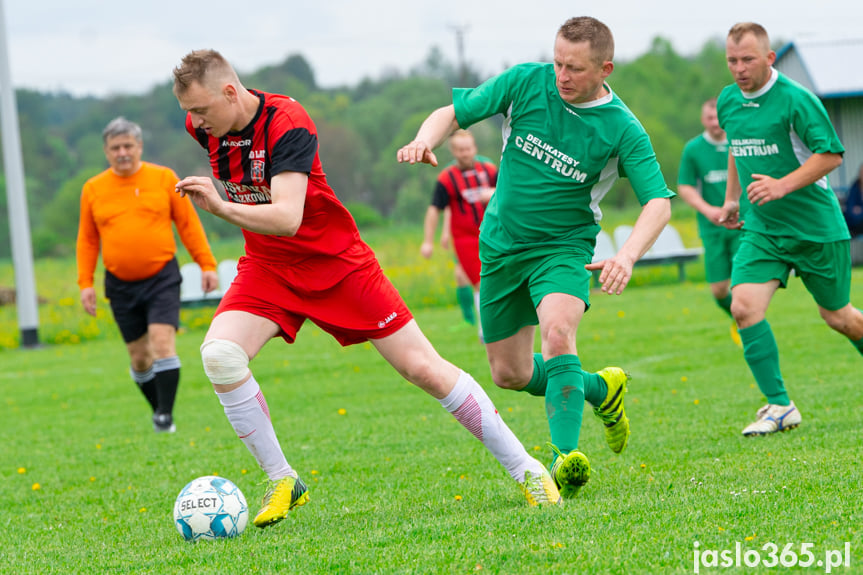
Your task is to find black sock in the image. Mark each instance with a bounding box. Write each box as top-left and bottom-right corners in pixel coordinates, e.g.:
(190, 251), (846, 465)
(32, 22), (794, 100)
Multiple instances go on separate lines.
(153, 356), (181, 415)
(130, 366), (158, 411)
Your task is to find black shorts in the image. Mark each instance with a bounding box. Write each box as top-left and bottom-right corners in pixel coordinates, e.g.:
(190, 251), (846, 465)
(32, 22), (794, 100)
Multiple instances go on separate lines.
(105, 258), (182, 343)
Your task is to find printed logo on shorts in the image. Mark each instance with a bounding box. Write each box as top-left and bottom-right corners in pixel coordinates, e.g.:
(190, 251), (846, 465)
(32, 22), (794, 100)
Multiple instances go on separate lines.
(377, 312), (398, 328)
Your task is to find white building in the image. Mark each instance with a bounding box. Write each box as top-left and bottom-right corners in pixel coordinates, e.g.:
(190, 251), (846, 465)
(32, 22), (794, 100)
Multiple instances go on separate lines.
(774, 37), (863, 198)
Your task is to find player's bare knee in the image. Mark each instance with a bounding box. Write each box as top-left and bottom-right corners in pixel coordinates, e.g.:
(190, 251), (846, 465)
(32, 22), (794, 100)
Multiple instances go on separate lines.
(489, 363), (526, 390)
(200, 339), (250, 388)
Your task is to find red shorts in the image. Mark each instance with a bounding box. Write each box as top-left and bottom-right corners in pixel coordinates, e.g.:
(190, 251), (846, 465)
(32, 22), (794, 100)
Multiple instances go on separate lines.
(215, 255), (412, 346)
(454, 237), (481, 286)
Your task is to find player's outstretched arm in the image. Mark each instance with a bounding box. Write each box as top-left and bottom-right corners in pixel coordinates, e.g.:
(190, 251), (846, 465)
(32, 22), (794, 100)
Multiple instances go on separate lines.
(397, 105), (461, 167)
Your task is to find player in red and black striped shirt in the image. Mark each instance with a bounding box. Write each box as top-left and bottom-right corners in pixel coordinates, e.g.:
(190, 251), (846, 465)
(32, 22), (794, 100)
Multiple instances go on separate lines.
(172, 50), (562, 527)
(420, 130), (495, 339)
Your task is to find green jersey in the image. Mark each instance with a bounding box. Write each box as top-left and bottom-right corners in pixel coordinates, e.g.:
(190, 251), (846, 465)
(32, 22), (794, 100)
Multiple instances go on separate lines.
(717, 69), (847, 242)
(453, 63), (673, 253)
(678, 132), (735, 239)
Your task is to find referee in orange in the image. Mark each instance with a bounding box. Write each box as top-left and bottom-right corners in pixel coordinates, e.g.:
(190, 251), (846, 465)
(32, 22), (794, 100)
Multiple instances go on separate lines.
(77, 117), (218, 433)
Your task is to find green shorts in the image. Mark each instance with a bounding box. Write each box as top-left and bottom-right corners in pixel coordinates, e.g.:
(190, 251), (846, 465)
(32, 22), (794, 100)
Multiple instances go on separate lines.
(702, 228), (741, 284)
(479, 240), (593, 343)
(731, 231), (851, 311)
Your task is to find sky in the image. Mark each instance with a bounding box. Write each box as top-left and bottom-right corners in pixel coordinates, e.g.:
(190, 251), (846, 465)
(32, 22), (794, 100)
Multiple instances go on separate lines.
(3, 0), (862, 97)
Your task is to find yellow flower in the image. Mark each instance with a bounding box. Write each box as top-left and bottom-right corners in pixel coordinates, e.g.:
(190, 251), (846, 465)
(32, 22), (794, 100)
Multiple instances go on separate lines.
(17, 467), (26, 474)
(454, 495), (462, 501)
(32, 483), (40, 491)
(680, 376), (688, 382)
(694, 399), (700, 405)
(139, 507), (147, 513)
(338, 408), (347, 415)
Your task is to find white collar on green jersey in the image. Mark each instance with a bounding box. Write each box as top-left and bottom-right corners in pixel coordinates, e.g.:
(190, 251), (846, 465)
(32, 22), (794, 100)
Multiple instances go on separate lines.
(742, 68), (779, 99)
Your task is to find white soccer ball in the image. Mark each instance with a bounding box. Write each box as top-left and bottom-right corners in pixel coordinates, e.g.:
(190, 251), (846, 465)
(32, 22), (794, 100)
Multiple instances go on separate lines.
(173, 475), (249, 542)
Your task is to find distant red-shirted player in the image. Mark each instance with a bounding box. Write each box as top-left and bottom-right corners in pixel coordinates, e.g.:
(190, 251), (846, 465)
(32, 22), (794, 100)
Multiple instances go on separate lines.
(172, 50), (562, 529)
(420, 130), (495, 338)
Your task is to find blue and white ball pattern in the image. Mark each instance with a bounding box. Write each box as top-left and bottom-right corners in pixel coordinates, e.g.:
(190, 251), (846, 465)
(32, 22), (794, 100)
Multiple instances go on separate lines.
(173, 475), (248, 541)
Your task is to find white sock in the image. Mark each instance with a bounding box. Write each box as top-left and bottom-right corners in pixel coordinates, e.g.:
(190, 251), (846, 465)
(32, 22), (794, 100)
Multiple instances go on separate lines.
(438, 371), (539, 482)
(216, 375), (295, 481)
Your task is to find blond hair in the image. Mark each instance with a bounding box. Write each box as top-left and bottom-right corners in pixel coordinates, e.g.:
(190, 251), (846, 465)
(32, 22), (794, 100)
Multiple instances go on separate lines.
(172, 49), (238, 95)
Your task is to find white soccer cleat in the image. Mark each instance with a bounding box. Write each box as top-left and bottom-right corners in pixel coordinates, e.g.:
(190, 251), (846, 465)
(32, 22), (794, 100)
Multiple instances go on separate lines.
(741, 401), (801, 436)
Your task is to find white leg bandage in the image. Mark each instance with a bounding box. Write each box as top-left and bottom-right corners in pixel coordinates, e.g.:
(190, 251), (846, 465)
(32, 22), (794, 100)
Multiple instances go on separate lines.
(200, 339), (250, 386)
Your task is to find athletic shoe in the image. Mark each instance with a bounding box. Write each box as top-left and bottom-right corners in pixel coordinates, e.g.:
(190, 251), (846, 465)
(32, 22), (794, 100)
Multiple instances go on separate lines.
(253, 476), (310, 528)
(152, 412), (176, 433)
(593, 367), (631, 454)
(520, 468), (562, 507)
(741, 401), (802, 436)
(548, 444), (590, 499)
(730, 322), (743, 348)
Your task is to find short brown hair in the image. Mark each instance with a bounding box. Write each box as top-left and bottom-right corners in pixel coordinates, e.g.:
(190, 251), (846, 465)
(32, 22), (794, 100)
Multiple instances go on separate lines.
(172, 49), (235, 95)
(557, 17), (614, 64)
(728, 22), (770, 51)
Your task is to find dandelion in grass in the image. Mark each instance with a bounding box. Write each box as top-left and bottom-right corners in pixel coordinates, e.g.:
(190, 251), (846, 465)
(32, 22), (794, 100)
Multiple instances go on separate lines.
(32, 483), (40, 491)
(338, 408), (347, 415)
(139, 507), (147, 513)
(455, 495), (462, 501)
(694, 399), (700, 405)
(617, 310), (625, 318)
(680, 376), (688, 382)
(18, 467), (26, 474)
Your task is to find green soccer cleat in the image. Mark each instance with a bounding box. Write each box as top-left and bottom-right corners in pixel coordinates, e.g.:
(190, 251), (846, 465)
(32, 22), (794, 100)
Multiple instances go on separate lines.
(520, 467), (562, 507)
(252, 475), (310, 528)
(548, 444), (590, 499)
(594, 367), (631, 454)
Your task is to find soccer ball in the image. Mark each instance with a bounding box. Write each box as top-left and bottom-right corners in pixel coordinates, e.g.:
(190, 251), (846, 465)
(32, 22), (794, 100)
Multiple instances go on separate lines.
(173, 475), (249, 542)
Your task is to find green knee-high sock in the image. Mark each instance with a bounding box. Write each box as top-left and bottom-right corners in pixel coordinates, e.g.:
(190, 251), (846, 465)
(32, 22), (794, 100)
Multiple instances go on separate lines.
(716, 293), (733, 318)
(582, 369), (608, 407)
(522, 353), (547, 396)
(851, 310), (863, 356)
(545, 355), (585, 454)
(739, 319), (789, 405)
(456, 286), (476, 325)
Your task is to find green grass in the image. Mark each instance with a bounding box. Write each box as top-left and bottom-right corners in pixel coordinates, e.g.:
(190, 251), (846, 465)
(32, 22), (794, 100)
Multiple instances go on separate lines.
(2, 256), (862, 573)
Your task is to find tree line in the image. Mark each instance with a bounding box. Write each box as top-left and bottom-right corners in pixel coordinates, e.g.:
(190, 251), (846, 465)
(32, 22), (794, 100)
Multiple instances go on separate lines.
(0, 37), (732, 258)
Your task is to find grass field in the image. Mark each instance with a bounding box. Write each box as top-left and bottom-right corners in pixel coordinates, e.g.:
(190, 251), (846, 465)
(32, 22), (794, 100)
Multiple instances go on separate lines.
(1, 220), (862, 574)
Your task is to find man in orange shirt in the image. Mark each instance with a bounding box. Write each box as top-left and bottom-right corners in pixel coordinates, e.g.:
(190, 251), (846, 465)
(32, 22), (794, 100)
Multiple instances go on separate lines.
(77, 117), (218, 433)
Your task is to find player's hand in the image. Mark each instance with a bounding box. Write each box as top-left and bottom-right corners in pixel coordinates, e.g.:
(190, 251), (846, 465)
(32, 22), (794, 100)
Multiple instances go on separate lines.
(176, 176), (224, 215)
(201, 270), (219, 294)
(584, 253), (635, 296)
(747, 174), (789, 206)
(717, 201), (743, 230)
(396, 140), (438, 167)
(420, 242), (434, 259)
(80, 287), (97, 317)
(705, 205), (725, 226)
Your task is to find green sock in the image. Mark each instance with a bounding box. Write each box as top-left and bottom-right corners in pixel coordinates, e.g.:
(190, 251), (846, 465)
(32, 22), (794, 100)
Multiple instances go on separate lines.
(851, 310), (863, 356)
(582, 369), (608, 407)
(456, 286), (476, 325)
(521, 353), (547, 396)
(716, 293), (733, 318)
(545, 354), (585, 454)
(739, 319), (789, 405)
